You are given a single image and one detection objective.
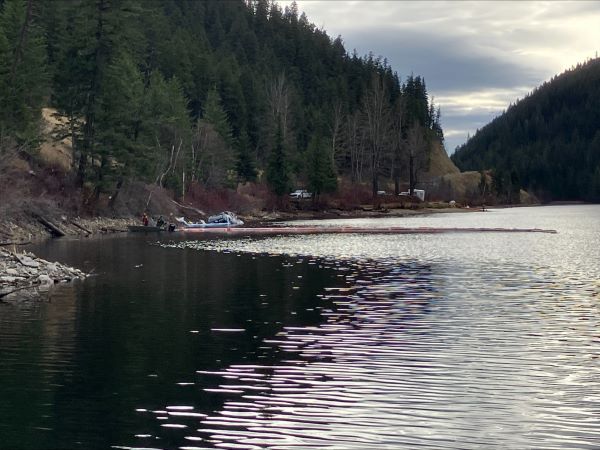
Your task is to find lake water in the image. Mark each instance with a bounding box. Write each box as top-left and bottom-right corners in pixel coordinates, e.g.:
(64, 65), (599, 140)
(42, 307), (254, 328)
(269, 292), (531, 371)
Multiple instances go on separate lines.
(1, 205), (599, 449)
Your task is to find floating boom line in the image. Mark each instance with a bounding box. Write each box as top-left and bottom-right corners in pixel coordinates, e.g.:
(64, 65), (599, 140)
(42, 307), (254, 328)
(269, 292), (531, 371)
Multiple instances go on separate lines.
(177, 226), (557, 235)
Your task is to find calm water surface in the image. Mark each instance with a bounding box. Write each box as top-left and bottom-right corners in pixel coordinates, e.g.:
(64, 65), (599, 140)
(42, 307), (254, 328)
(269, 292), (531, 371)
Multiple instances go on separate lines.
(1, 205), (599, 449)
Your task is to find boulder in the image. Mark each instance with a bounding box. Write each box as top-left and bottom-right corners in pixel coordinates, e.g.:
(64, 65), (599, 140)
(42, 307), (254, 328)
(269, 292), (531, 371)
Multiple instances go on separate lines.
(16, 255), (40, 268)
(38, 274), (53, 285)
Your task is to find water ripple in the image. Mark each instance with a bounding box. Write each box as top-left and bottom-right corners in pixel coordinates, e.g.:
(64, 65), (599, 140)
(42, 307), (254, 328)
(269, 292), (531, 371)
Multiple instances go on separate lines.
(152, 219), (600, 449)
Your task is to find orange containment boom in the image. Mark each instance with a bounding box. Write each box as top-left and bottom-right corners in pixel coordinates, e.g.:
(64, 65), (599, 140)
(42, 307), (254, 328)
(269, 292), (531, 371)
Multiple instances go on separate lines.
(177, 226), (557, 235)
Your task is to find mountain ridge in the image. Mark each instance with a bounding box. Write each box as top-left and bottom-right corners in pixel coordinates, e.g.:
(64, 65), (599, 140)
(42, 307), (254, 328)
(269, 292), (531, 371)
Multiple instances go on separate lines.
(451, 58), (600, 202)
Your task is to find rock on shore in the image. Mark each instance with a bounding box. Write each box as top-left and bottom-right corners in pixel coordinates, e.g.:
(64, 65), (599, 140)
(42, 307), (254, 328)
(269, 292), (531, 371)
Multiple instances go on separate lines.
(0, 249), (85, 298)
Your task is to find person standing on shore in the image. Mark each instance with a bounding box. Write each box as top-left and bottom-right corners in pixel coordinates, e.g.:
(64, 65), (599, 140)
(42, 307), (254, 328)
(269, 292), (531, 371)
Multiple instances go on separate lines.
(142, 213), (149, 226)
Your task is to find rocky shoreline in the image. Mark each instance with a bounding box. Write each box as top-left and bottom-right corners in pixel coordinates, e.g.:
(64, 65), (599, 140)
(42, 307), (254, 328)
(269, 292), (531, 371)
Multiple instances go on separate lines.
(0, 215), (134, 300)
(0, 207), (477, 245)
(0, 215), (138, 245)
(0, 249), (85, 299)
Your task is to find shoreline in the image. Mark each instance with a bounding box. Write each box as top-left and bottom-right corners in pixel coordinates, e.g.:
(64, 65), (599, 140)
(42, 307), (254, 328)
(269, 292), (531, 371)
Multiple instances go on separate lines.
(2, 203), (586, 299)
(6, 201), (594, 246)
(249, 205), (484, 224)
(0, 206), (485, 246)
(0, 206), (478, 299)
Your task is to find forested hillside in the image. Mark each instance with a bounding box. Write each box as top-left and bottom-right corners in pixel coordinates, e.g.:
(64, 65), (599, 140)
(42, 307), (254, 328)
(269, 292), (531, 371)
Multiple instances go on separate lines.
(452, 58), (600, 202)
(0, 0), (444, 211)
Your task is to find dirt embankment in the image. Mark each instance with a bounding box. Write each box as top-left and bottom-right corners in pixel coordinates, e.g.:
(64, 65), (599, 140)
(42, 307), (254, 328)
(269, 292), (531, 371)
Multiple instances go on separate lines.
(0, 215), (138, 245)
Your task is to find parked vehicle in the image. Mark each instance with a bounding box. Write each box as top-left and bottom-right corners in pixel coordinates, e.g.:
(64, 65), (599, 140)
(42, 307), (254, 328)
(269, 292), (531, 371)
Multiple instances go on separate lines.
(399, 189), (425, 201)
(289, 189), (312, 199)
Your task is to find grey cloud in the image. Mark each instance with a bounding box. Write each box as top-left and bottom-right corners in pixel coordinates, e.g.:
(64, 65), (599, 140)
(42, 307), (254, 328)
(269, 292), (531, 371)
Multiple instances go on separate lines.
(441, 111), (502, 152)
(287, 0), (600, 151)
(335, 27), (555, 153)
(341, 28), (548, 93)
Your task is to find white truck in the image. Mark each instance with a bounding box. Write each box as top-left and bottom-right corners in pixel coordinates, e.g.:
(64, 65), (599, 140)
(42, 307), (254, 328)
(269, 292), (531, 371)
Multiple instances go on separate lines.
(289, 189), (312, 199)
(399, 189), (425, 201)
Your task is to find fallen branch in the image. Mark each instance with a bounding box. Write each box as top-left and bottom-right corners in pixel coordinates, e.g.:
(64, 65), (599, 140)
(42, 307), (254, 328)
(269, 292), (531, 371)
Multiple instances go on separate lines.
(33, 214), (65, 237)
(71, 220), (92, 234)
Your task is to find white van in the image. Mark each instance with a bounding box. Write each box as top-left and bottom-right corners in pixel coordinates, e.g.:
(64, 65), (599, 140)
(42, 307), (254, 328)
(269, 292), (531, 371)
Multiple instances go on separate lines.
(399, 189), (425, 201)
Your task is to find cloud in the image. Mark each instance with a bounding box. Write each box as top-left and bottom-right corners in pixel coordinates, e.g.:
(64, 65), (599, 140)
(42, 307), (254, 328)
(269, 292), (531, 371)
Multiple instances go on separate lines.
(345, 28), (544, 91)
(280, 1), (600, 152)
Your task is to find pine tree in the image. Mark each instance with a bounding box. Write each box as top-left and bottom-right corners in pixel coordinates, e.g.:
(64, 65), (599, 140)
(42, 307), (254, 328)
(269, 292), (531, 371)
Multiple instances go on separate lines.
(307, 134), (337, 199)
(0, 0), (451, 205)
(267, 121), (290, 196)
(203, 85), (233, 145)
(142, 72), (191, 190)
(95, 50), (145, 187)
(235, 130), (257, 182)
(0, 0), (48, 146)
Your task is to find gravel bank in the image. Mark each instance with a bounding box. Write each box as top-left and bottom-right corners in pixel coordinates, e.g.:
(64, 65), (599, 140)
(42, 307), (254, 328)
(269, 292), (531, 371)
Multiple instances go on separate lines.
(0, 249), (85, 299)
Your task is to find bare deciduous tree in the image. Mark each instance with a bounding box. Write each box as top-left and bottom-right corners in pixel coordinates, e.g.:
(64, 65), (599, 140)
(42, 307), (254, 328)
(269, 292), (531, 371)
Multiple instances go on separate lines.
(406, 124), (431, 195)
(266, 72), (292, 142)
(362, 75), (392, 197)
(391, 96), (405, 195)
(345, 110), (366, 183)
(189, 120), (235, 188)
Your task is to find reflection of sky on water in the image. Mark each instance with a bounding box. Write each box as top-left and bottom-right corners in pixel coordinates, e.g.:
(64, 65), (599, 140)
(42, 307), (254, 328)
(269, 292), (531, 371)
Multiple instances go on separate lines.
(148, 205), (600, 449)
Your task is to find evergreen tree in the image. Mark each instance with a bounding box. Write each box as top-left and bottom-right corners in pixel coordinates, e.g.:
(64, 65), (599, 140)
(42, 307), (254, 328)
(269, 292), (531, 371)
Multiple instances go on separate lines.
(0, 0), (48, 146)
(203, 85), (233, 145)
(94, 50), (145, 187)
(267, 121), (290, 196)
(235, 130), (257, 182)
(143, 72), (191, 190)
(0, 0), (446, 203)
(307, 134), (337, 198)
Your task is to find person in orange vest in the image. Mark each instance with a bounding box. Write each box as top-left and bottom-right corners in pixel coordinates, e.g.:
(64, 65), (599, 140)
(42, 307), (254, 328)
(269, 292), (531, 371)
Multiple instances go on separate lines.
(142, 212), (149, 226)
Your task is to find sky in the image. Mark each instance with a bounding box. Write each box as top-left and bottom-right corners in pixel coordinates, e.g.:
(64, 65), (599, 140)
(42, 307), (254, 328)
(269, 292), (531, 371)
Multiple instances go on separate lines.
(279, 0), (600, 153)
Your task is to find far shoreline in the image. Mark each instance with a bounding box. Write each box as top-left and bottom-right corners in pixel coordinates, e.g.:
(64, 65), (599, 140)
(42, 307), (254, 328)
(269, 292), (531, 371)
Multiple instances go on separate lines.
(5, 202), (597, 246)
(249, 205), (485, 225)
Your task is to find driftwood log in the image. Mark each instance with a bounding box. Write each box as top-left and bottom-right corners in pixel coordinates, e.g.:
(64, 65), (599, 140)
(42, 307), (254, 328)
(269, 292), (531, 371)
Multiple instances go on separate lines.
(33, 214), (65, 237)
(71, 220), (92, 234)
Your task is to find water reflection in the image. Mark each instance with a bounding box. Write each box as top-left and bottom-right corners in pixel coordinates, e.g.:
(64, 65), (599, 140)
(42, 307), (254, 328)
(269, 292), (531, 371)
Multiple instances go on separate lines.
(143, 206), (600, 449)
(3, 205), (599, 449)
(142, 248), (599, 448)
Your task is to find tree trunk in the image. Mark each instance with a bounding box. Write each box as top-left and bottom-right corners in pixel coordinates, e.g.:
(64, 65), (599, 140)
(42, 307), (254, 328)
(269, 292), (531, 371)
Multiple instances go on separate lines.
(409, 153), (415, 195)
(371, 150), (378, 198)
(77, 151), (86, 186)
(108, 178), (123, 209)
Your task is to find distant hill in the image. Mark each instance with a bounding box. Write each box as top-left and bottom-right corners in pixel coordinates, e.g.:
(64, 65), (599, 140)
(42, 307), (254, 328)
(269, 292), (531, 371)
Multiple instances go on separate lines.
(427, 141), (460, 179)
(452, 58), (600, 202)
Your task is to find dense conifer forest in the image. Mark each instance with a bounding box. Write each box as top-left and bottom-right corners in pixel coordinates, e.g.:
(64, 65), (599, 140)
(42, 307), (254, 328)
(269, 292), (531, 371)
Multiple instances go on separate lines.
(0, 0), (443, 209)
(452, 58), (600, 202)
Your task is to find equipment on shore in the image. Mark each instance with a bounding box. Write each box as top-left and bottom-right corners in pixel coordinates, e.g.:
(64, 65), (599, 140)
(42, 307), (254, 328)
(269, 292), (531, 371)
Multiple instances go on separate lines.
(176, 212), (244, 229)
